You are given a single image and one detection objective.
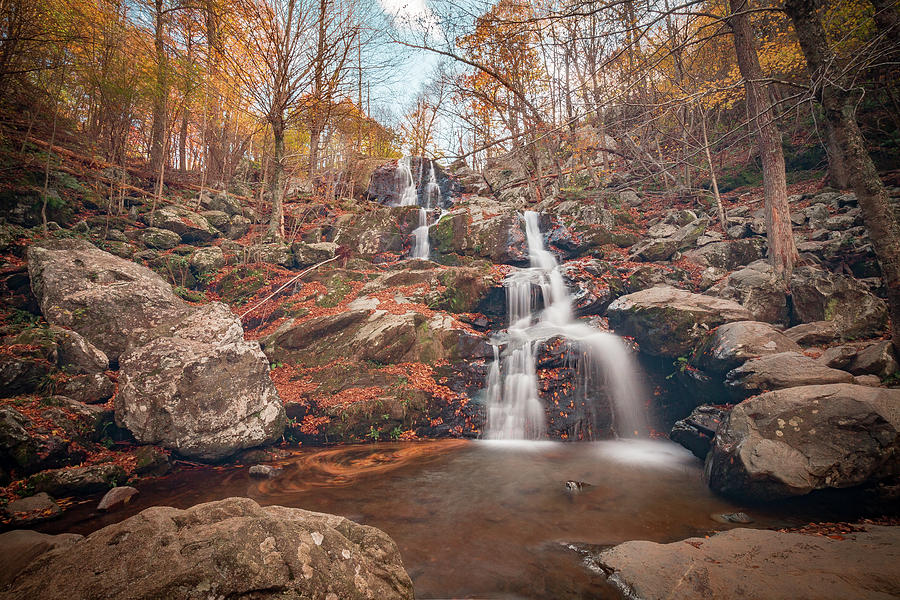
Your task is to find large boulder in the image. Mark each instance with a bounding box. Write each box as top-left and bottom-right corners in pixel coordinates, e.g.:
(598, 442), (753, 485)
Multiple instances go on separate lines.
(4, 497), (413, 599)
(27, 239), (191, 361)
(705, 383), (900, 500)
(724, 351), (855, 397)
(606, 286), (752, 357)
(682, 238), (767, 270)
(330, 206), (421, 259)
(691, 321), (800, 374)
(790, 266), (889, 339)
(707, 260), (789, 324)
(116, 303), (286, 461)
(430, 205), (528, 265)
(593, 526), (900, 600)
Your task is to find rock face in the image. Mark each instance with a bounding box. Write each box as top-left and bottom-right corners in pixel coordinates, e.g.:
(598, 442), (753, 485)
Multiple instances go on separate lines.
(27, 239), (190, 361)
(366, 157), (459, 207)
(724, 351), (855, 397)
(606, 286), (752, 357)
(705, 384), (900, 500)
(117, 303), (286, 461)
(691, 321), (800, 374)
(4, 497), (414, 600)
(431, 205), (528, 265)
(594, 526), (900, 600)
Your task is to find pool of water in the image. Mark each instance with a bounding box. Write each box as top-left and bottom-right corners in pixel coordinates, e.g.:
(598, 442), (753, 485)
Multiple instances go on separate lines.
(39, 440), (853, 598)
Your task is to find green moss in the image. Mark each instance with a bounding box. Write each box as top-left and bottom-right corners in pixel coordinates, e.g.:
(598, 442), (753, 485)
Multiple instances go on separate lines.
(315, 275), (351, 308)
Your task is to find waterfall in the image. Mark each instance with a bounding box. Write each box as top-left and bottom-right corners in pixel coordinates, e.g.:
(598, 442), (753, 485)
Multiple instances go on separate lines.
(409, 160), (442, 261)
(396, 156), (419, 207)
(484, 211), (648, 440)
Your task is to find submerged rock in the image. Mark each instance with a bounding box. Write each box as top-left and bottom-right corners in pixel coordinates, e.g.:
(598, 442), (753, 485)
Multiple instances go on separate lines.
(594, 526), (900, 599)
(117, 303), (286, 461)
(97, 486), (139, 511)
(4, 497), (414, 599)
(606, 286), (752, 357)
(705, 383), (900, 500)
(3, 492), (62, 525)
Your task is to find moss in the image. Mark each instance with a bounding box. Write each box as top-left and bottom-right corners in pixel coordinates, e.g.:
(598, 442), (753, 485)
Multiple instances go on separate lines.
(315, 275), (351, 308)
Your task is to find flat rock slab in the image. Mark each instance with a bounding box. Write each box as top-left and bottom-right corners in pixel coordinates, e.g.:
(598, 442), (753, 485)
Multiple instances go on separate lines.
(595, 526), (900, 600)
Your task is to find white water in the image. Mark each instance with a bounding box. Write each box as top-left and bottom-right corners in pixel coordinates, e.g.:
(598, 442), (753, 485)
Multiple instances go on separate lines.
(409, 159), (442, 260)
(484, 211), (648, 440)
(396, 156), (419, 207)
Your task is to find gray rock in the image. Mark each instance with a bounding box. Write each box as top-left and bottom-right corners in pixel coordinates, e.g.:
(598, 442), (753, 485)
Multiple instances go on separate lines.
(293, 241), (338, 268)
(202, 191), (243, 216)
(0, 354), (52, 398)
(227, 214), (251, 239)
(594, 526), (900, 600)
(790, 266), (888, 339)
(97, 485), (139, 511)
(692, 321), (800, 375)
(0, 529), (83, 589)
(629, 218), (708, 262)
(139, 227), (181, 249)
(200, 209), (230, 232)
(3, 493), (62, 525)
(670, 405), (729, 459)
(57, 372), (115, 404)
(0, 406), (83, 474)
(606, 286), (752, 357)
(51, 327), (109, 374)
(705, 383), (900, 500)
(142, 205), (218, 243)
(116, 303), (286, 461)
(246, 242), (293, 267)
(819, 343), (861, 369)
(848, 340), (899, 378)
(4, 497), (414, 600)
(784, 320), (842, 345)
(27, 239), (191, 361)
(682, 238), (767, 270)
(725, 351), (854, 396)
(29, 464), (126, 497)
(707, 260), (789, 324)
(249, 464), (280, 479)
(189, 246), (225, 275)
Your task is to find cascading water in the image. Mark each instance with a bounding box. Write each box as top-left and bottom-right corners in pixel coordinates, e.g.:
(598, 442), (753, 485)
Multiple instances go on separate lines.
(410, 160), (442, 260)
(396, 156), (419, 207)
(484, 211), (648, 440)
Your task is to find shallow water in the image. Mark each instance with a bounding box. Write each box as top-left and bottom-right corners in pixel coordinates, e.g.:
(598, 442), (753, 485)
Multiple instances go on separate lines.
(40, 440), (854, 599)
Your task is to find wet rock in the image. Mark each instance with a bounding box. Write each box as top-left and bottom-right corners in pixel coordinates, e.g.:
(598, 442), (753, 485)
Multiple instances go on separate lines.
(705, 383), (900, 500)
(132, 445), (171, 476)
(97, 486), (139, 511)
(3, 493), (63, 525)
(117, 303), (286, 461)
(560, 259), (625, 316)
(848, 340), (899, 378)
(707, 260), (789, 324)
(29, 464), (127, 497)
(27, 239), (191, 361)
(725, 351), (854, 397)
(4, 497), (414, 600)
(670, 405), (729, 459)
(141, 205), (218, 243)
(606, 286), (752, 357)
(330, 206), (421, 259)
(692, 321), (800, 375)
(188, 246), (225, 275)
(594, 526), (900, 600)
(790, 266), (888, 339)
(711, 511), (753, 524)
(0, 529), (83, 589)
(249, 465), (280, 479)
(430, 207), (528, 265)
(367, 157), (459, 206)
(292, 241), (337, 268)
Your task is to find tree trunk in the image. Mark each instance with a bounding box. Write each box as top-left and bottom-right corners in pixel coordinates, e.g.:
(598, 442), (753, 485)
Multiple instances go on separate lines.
(785, 0), (900, 350)
(150, 0), (168, 175)
(823, 118), (849, 188)
(179, 110), (189, 172)
(728, 0), (797, 285)
(268, 115), (285, 240)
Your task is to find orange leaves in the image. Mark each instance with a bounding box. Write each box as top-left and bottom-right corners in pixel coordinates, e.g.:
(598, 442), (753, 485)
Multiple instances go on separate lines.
(269, 364), (318, 404)
(317, 386), (383, 409)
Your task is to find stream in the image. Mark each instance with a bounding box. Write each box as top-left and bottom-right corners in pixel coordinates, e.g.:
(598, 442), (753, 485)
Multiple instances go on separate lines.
(38, 439), (858, 599)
